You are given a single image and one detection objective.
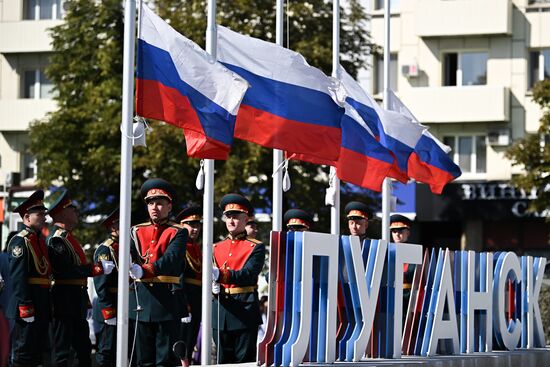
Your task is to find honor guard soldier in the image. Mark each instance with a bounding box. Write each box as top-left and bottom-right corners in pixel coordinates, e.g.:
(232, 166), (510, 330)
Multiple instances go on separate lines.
(245, 218), (258, 239)
(211, 194), (265, 363)
(175, 206), (203, 364)
(7, 190), (51, 367)
(345, 201), (371, 244)
(390, 214), (412, 244)
(390, 214), (414, 315)
(128, 178), (188, 367)
(93, 208), (119, 367)
(283, 209), (313, 232)
(47, 190), (115, 367)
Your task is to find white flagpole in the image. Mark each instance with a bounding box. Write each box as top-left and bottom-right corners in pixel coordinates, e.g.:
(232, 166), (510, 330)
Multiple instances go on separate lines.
(273, 0), (284, 232)
(116, 0), (136, 366)
(381, 0), (392, 242)
(330, 0), (341, 236)
(201, 1), (216, 365)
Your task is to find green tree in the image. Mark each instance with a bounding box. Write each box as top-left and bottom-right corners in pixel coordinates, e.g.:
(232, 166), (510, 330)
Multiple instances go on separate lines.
(29, 0), (379, 245)
(506, 79), (550, 217)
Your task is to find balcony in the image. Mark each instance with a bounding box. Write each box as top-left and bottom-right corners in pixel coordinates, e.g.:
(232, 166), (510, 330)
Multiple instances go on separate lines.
(0, 20), (61, 53)
(416, 0), (512, 38)
(0, 99), (57, 131)
(398, 86), (509, 123)
(524, 96), (543, 133)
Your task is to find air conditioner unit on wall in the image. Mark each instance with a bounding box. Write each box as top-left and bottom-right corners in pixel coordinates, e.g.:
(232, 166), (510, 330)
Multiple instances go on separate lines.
(401, 64), (419, 78)
(487, 129), (510, 146)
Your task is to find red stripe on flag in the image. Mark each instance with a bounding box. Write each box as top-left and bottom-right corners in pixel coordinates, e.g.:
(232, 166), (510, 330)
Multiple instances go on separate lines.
(408, 152), (456, 194)
(336, 148), (393, 192)
(136, 79), (230, 159)
(235, 104), (341, 162)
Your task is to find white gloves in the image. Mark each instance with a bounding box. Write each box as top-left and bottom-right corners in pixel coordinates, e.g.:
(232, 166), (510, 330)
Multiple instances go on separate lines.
(22, 316), (35, 323)
(101, 260), (115, 275)
(212, 281), (220, 295)
(86, 308), (93, 320)
(129, 263), (144, 280)
(181, 315), (192, 323)
(212, 267), (220, 281)
(105, 317), (117, 326)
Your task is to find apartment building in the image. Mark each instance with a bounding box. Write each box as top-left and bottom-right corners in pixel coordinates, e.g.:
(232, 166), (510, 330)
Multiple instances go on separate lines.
(0, 0), (63, 239)
(362, 0), (549, 254)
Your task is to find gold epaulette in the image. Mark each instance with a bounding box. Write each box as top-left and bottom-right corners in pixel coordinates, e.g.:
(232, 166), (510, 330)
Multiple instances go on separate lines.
(102, 238), (114, 247)
(167, 221), (183, 229)
(17, 229), (30, 238)
(133, 222), (150, 228)
(53, 228), (68, 238)
(246, 237), (262, 245)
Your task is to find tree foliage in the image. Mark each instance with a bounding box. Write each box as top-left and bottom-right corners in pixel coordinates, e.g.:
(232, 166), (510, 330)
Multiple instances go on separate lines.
(29, 0), (380, 244)
(506, 79), (550, 217)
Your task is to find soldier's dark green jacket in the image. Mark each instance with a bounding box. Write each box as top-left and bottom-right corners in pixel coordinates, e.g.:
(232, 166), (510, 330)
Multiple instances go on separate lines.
(129, 220), (188, 322)
(93, 236), (118, 322)
(47, 226), (95, 318)
(212, 232), (265, 331)
(6, 227), (51, 322)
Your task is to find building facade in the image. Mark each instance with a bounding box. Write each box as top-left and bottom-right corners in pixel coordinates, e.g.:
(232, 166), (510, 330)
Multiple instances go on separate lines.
(361, 0), (549, 255)
(0, 0), (63, 243)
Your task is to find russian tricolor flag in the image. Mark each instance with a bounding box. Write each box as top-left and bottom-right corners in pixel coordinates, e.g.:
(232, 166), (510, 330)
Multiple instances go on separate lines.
(339, 68), (427, 183)
(335, 103), (396, 191)
(387, 91), (461, 194)
(289, 101), (395, 192)
(135, 5), (249, 160)
(217, 26), (345, 163)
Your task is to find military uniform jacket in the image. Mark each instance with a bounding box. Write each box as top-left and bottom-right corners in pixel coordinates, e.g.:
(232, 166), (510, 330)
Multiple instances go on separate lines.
(7, 227), (52, 323)
(129, 220), (188, 322)
(93, 236), (118, 322)
(47, 226), (95, 318)
(213, 232), (265, 331)
(181, 240), (202, 308)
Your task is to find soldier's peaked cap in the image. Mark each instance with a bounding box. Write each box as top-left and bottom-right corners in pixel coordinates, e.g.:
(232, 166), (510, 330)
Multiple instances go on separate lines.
(102, 207), (119, 229)
(47, 190), (76, 217)
(176, 206), (202, 223)
(13, 189), (48, 218)
(220, 193), (252, 215)
(140, 178), (176, 202)
(284, 208), (313, 229)
(344, 201), (370, 220)
(390, 214), (412, 229)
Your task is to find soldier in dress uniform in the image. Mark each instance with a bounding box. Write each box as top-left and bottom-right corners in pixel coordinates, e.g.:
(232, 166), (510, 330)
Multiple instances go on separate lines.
(93, 208), (120, 367)
(128, 178), (188, 367)
(345, 201), (371, 244)
(47, 190), (114, 367)
(245, 218), (258, 239)
(175, 206), (202, 364)
(390, 214), (412, 244)
(7, 190), (52, 367)
(211, 194), (265, 363)
(390, 214), (414, 318)
(283, 208), (313, 232)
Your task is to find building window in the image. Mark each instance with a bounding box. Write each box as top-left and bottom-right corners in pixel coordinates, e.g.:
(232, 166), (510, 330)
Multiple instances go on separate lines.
(24, 0), (63, 20)
(443, 52), (488, 86)
(22, 69), (55, 99)
(22, 150), (37, 180)
(443, 135), (486, 174)
(529, 49), (550, 89)
(374, 53), (398, 94)
(375, 0), (400, 11)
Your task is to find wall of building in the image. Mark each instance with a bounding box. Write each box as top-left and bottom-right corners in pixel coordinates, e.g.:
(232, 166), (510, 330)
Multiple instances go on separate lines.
(365, 0), (549, 251)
